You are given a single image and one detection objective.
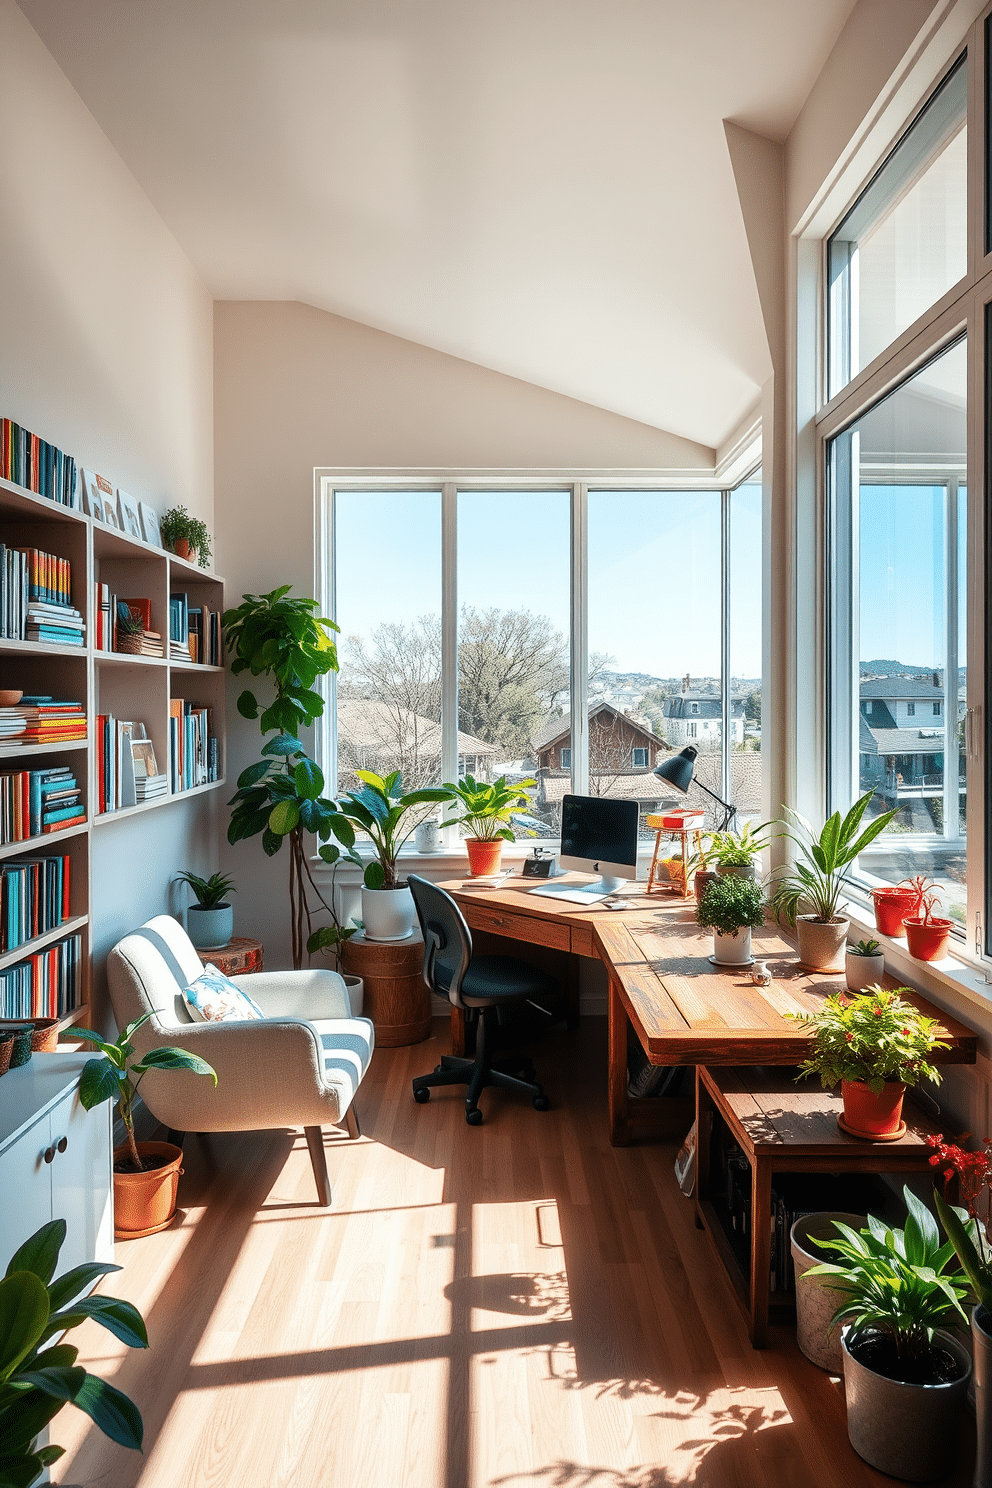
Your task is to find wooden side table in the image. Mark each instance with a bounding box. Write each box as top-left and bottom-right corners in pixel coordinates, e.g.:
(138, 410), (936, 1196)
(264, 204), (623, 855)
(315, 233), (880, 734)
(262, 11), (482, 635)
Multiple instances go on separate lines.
(695, 1064), (944, 1347)
(208, 938), (264, 977)
(645, 817), (703, 897)
(341, 931), (431, 1046)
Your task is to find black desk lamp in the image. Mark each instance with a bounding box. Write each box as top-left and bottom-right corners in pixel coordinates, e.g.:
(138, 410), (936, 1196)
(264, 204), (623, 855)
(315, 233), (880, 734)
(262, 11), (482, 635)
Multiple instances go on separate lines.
(653, 746), (737, 832)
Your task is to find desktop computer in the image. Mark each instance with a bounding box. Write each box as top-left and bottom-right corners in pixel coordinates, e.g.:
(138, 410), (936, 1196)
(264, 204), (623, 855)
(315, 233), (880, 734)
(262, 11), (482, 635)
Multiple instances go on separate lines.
(529, 793), (639, 905)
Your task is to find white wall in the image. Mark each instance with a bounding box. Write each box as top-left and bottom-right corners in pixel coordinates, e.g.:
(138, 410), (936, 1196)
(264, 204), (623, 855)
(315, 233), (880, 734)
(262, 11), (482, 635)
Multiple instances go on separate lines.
(214, 299), (714, 966)
(0, 0), (217, 1025)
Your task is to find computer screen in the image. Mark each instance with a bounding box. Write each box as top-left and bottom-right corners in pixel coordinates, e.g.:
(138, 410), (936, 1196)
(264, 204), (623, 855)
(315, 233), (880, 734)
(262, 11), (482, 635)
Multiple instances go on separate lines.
(560, 794), (639, 875)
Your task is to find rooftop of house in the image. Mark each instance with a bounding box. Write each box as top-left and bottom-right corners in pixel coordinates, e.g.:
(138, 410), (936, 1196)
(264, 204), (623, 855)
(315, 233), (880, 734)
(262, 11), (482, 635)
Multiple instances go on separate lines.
(663, 695), (744, 720)
(539, 772), (665, 806)
(336, 698), (496, 758)
(531, 702), (665, 754)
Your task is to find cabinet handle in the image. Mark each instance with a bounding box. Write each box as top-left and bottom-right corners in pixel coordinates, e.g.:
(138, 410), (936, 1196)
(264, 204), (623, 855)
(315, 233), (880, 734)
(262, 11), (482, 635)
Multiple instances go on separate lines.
(57, 1136), (68, 1155)
(43, 1144), (55, 1164)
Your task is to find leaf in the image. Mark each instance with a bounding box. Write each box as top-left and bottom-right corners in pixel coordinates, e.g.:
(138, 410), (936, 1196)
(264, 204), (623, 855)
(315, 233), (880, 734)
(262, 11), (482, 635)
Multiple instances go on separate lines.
(268, 799), (301, 835)
(47, 1296), (148, 1350)
(77, 1059), (122, 1112)
(364, 861), (385, 890)
(0, 1274), (49, 1384)
(236, 760), (270, 789)
(325, 814), (356, 848)
(13, 1365), (85, 1403)
(261, 734), (304, 757)
(4, 1222), (65, 1287)
(236, 690), (259, 720)
(294, 757), (323, 801)
(261, 828), (283, 857)
(71, 1374), (143, 1451)
(134, 1047), (216, 1081)
(46, 1262), (121, 1314)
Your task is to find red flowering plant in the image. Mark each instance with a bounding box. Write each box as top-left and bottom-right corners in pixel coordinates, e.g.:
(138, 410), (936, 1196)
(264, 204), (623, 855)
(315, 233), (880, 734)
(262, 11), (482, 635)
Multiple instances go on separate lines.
(930, 1135), (992, 1314)
(788, 985), (948, 1094)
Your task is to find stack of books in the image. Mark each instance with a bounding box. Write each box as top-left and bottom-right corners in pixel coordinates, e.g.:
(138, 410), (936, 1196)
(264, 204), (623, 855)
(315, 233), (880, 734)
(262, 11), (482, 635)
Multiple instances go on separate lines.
(97, 718), (162, 812)
(187, 606), (222, 665)
(0, 544), (83, 643)
(0, 418), (80, 509)
(0, 697), (86, 748)
(169, 592), (191, 659)
(26, 601), (85, 647)
(169, 697), (219, 791)
(132, 737), (167, 802)
(0, 853), (71, 952)
(0, 931), (82, 1019)
(0, 768), (84, 841)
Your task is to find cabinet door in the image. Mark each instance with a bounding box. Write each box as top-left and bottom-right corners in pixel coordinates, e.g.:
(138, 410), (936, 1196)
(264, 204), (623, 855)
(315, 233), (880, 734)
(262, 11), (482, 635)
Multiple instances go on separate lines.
(0, 1111), (53, 1265)
(50, 1091), (113, 1274)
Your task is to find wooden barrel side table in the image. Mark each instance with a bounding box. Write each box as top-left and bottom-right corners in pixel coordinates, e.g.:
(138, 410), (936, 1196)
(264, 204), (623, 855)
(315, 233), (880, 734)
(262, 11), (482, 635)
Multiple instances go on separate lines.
(341, 931), (431, 1046)
(206, 938), (264, 977)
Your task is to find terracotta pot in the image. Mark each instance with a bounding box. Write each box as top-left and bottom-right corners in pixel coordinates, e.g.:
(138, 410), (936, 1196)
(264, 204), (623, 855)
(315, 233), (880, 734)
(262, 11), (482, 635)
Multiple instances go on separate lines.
(796, 915), (849, 973)
(841, 1078), (906, 1139)
(171, 538), (194, 560)
(904, 916), (953, 962)
(465, 838), (503, 876)
(871, 887), (916, 938)
(693, 869), (718, 903)
(113, 1139), (184, 1238)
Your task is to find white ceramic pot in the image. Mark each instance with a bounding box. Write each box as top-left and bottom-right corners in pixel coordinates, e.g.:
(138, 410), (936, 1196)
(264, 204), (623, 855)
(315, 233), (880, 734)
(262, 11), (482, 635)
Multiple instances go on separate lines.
(342, 974), (364, 1016)
(361, 884), (416, 942)
(796, 915), (849, 973)
(414, 818), (442, 852)
(845, 948), (885, 992)
(187, 903), (233, 952)
(711, 926), (752, 965)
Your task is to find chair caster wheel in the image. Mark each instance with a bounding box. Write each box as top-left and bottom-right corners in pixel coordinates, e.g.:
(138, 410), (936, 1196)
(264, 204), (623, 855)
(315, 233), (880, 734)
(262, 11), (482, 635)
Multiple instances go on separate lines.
(414, 1087), (431, 1104)
(434, 1064), (443, 1074)
(465, 1107), (483, 1125)
(533, 1095), (550, 1111)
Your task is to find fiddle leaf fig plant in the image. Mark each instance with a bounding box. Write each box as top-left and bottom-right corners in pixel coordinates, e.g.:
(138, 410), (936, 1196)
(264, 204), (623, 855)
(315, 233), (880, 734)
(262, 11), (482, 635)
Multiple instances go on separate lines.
(224, 586), (339, 736)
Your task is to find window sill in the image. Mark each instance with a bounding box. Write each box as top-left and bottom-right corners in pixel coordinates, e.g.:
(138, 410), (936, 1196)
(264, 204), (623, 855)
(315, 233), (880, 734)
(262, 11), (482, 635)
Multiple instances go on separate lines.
(841, 896), (992, 1027)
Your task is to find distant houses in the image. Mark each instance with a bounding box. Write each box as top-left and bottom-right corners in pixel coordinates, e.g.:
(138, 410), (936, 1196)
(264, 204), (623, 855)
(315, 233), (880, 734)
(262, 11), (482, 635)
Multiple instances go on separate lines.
(336, 699), (496, 789)
(859, 674), (965, 800)
(532, 702), (668, 814)
(662, 686), (745, 748)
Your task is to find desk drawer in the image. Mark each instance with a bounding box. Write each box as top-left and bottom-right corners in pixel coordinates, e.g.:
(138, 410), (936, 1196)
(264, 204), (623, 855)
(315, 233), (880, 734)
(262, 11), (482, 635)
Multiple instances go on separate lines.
(466, 903), (571, 952)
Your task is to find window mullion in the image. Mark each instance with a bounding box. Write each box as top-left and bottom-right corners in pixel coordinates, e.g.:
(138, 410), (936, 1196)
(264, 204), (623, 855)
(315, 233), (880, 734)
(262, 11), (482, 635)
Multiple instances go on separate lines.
(721, 488), (731, 806)
(570, 482), (589, 797)
(441, 483), (458, 828)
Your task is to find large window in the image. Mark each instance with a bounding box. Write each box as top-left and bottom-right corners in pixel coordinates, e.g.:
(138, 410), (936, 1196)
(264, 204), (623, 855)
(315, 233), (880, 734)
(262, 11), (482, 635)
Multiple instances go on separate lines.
(321, 475), (763, 843)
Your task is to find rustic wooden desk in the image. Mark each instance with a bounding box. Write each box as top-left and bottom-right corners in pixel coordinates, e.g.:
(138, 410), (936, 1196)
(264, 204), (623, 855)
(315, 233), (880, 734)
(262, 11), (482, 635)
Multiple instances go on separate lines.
(440, 876), (977, 1145)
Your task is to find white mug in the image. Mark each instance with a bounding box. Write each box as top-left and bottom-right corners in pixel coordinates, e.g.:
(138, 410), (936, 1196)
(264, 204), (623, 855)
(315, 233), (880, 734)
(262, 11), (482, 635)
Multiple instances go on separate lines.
(414, 819), (442, 852)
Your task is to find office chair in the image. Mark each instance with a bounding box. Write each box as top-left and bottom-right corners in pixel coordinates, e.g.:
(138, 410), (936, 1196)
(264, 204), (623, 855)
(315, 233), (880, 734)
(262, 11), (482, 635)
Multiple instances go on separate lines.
(408, 875), (552, 1124)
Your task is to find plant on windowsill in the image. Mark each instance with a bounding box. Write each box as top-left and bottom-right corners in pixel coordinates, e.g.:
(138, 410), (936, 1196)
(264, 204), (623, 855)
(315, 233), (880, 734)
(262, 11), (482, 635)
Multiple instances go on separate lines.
(904, 886), (954, 963)
(443, 773), (538, 876)
(804, 1187), (972, 1482)
(695, 873), (765, 967)
(0, 1219), (147, 1486)
(176, 870), (237, 952)
(845, 937), (885, 993)
(75, 1012), (217, 1237)
(160, 504), (212, 569)
(787, 984), (947, 1139)
(768, 790), (898, 972)
(707, 820), (770, 878)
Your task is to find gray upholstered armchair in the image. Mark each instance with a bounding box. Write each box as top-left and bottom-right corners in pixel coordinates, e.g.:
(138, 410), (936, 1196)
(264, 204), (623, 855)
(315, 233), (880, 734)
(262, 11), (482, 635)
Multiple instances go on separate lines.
(106, 915), (374, 1205)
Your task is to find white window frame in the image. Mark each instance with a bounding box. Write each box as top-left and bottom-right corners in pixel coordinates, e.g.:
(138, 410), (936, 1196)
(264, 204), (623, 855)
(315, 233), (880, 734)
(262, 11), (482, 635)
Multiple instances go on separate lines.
(560, 747), (572, 769)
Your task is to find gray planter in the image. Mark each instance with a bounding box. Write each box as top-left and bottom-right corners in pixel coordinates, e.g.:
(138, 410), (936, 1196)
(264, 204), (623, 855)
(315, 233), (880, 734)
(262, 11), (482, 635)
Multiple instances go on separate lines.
(791, 1213), (865, 1372)
(715, 862), (756, 879)
(842, 1326), (971, 1482)
(187, 903), (233, 952)
(796, 915), (849, 973)
(974, 1304), (992, 1488)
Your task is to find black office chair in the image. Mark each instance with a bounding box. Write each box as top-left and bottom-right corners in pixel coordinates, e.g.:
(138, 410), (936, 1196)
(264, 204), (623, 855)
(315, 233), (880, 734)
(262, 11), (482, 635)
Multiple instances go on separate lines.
(408, 875), (552, 1125)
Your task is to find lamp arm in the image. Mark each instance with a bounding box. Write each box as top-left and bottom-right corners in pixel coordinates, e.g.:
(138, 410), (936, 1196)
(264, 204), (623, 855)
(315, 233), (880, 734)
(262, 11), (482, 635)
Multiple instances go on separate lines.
(685, 777), (736, 833)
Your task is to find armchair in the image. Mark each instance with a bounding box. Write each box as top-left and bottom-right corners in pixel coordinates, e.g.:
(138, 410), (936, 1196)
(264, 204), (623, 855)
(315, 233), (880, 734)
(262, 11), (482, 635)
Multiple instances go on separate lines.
(106, 915), (374, 1206)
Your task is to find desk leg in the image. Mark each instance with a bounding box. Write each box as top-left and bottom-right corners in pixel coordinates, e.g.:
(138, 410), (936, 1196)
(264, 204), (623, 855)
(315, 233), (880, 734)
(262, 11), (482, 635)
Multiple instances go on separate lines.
(450, 1007), (466, 1058)
(607, 978), (631, 1146)
(749, 1158), (772, 1348)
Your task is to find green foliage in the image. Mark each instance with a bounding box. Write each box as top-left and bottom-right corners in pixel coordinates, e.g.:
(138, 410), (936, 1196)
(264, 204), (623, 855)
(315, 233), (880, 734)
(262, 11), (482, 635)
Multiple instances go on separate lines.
(769, 791), (899, 924)
(933, 1189), (992, 1314)
(695, 874), (766, 936)
(707, 821), (770, 867)
(227, 738), (343, 856)
(0, 1220), (146, 1483)
(850, 938), (881, 957)
(442, 774), (537, 842)
(75, 1013), (216, 1169)
(175, 871), (236, 909)
(223, 586), (339, 738)
(806, 1187), (970, 1369)
(332, 770), (452, 889)
(788, 985), (947, 1093)
(159, 504), (212, 568)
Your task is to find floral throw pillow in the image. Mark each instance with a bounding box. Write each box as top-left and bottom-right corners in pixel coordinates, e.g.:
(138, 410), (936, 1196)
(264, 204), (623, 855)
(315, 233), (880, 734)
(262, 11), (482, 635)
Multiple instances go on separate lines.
(182, 964), (264, 1023)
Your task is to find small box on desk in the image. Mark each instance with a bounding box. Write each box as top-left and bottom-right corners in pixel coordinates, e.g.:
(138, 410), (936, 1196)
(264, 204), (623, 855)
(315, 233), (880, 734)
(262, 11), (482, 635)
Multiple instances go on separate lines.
(646, 810), (705, 831)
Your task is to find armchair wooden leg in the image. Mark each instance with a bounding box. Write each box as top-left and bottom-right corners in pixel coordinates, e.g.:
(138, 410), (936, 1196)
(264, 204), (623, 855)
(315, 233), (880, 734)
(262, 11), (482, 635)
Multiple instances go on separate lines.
(345, 1104), (361, 1139)
(305, 1125), (332, 1207)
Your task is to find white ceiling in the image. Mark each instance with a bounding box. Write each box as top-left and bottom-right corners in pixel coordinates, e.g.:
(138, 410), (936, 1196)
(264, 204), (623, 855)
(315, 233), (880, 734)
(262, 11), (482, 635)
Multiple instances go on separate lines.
(19, 0), (858, 450)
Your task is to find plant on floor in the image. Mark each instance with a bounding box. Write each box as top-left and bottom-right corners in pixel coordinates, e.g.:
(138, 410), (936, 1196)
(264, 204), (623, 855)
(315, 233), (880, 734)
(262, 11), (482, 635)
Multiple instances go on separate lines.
(75, 1012), (217, 1172)
(695, 874), (765, 935)
(175, 871), (236, 909)
(224, 585), (344, 967)
(788, 986), (947, 1094)
(0, 1218), (146, 1486)
(769, 791), (898, 925)
(160, 504), (212, 568)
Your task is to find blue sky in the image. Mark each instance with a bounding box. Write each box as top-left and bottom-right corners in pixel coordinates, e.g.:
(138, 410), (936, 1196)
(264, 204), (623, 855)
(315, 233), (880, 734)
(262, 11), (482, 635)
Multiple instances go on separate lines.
(859, 484), (966, 669)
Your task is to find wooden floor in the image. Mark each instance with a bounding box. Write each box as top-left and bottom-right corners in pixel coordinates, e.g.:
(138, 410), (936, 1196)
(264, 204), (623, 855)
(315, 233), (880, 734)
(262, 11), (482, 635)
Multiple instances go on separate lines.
(55, 1017), (974, 1488)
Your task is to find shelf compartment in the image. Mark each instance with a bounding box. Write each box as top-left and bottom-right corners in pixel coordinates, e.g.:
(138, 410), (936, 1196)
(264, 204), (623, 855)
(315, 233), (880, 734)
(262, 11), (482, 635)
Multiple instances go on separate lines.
(0, 477), (87, 529)
(94, 775), (227, 825)
(0, 915), (89, 975)
(0, 823), (88, 861)
(94, 653), (169, 669)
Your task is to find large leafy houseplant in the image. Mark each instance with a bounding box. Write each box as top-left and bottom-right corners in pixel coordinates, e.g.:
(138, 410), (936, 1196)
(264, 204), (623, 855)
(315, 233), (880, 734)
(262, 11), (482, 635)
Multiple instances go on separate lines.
(224, 586), (345, 968)
(0, 1219), (146, 1487)
(330, 770), (452, 890)
(769, 790), (898, 925)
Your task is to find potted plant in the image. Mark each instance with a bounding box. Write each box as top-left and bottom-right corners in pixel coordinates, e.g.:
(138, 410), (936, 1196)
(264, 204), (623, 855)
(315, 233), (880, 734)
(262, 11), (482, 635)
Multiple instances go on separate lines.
(789, 985), (947, 1139)
(76, 1013), (217, 1237)
(0, 1218), (146, 1484)
(904, 885), (954, 962)
(695, 873), (765, 966)
(805, 1187), (972, 1483)
(443, 773), (537, 876)
(845, 937), (885, 993)
(708, 820), (769, 879)
(769, 791), (897, 972)
(160, 503), (212, 568)
(329, 769), (452, 941)
(115, 606), (145, 655)
(870, 878), (922, 938)
(931, 1134), (992, 1488)
(176, 870), (236, 951)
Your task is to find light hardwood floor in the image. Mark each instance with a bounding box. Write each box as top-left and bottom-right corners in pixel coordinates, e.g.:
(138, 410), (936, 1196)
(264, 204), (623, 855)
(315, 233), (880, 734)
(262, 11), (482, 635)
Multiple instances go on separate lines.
(55, 1018), (974, 1487)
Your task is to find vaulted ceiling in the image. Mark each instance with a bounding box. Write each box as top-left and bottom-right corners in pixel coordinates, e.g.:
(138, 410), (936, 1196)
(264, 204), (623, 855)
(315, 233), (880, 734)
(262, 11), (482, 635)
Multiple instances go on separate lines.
(19, 0), (859, 448)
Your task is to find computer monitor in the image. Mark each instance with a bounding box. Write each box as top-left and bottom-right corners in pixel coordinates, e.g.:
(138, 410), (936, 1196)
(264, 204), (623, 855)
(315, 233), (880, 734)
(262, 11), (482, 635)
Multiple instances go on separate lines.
(529, 793), (639, 903)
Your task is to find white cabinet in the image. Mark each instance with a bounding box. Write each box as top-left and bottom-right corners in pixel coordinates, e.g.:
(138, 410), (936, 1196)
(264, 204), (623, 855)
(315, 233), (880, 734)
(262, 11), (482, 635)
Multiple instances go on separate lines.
(0, 1053), (113, 1273)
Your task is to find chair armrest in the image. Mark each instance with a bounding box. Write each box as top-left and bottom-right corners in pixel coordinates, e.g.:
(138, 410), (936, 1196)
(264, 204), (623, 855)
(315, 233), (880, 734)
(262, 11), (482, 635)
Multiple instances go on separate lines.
(234, 969), (353, 1019)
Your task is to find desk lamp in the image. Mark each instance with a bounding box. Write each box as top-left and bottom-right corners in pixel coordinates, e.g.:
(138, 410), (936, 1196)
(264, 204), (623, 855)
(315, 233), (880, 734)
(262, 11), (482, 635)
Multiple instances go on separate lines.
(653, 746), (737, 832)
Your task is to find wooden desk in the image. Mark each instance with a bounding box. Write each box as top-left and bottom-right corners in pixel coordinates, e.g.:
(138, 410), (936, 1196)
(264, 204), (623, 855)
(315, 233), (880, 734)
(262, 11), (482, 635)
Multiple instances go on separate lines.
(441, 875), (978, 1146)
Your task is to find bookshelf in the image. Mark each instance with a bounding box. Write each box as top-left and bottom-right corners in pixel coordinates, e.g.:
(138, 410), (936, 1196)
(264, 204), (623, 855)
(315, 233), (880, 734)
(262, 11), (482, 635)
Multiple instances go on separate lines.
(0, 473), (226, 1034)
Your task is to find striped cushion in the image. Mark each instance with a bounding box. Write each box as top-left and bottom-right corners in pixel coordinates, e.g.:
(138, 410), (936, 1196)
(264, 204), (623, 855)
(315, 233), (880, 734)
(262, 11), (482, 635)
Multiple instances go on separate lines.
(314, 1016), (375, 1106)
